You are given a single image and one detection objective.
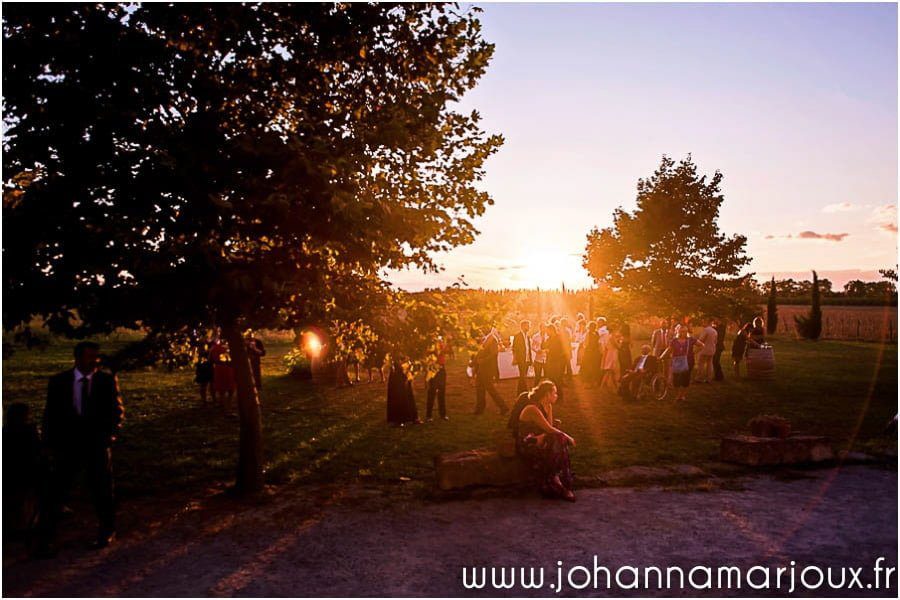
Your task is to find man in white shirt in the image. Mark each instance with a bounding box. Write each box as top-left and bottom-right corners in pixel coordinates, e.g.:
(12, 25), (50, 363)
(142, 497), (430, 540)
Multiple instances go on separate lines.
(696, 319), (718, 383)
(530, 322), (547, 382)
(650, 319), (669, 357)
(512, 320), (532, 395)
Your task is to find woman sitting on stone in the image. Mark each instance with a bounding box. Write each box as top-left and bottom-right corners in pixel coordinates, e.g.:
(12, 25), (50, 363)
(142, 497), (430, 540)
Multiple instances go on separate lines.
(508, 380), (576, 501)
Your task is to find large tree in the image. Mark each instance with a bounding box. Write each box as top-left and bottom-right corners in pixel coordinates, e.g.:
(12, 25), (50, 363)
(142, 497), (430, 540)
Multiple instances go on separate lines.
(3, 3), (502, 492)
(582, 155), (751, 318)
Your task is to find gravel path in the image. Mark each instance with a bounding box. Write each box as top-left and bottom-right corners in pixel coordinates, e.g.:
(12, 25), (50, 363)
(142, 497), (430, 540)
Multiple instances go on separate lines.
(3, 466), (896, 597)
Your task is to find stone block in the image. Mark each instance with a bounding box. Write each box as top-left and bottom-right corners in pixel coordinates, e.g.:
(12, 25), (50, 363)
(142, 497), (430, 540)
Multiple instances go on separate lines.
(670, 464), (707, 477)
(434, 448), (531, 491)
(720, 435), (834, 466)
(493, 430), (517, 458)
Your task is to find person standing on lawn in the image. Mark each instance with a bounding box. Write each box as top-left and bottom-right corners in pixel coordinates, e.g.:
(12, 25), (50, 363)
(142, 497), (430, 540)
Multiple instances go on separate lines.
(558, 318), (573, 382)
(209, 333), (237, 415)
(194, 336), (213, 405)
(512, 320), (533, 396)
(659, 325), (704, 402)
(531, 322), (548, 383)
(426, 334), (451, 422)
(731, 322), (755, 379)
(695, 319), (718, 383)
(543, 323), (567, 404)
(473, 327), (508, 415)
(37, 341), (124, 555)
(712, 319), (726, 381)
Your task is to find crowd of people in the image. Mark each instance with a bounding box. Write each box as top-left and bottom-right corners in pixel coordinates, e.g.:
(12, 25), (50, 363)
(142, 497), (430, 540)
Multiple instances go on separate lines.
(384, 313), (772, 502)
(194, 329), (266, 415)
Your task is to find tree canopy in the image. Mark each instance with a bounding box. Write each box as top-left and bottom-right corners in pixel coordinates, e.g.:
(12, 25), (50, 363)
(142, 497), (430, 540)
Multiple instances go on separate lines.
(3, 3), (502, 491)
(582, 155), (751, 318)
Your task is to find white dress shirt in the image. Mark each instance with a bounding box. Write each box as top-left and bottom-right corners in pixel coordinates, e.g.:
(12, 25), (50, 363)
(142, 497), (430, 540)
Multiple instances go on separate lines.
(635, 354), (649, 371)
(531, 332), (546, 363)
(73, 367), (95, 416)
(698, 326), (718, 356)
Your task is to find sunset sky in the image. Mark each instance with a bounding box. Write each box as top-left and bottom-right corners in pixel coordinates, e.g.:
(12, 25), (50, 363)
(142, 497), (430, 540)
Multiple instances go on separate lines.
(387, 2), (898, 291)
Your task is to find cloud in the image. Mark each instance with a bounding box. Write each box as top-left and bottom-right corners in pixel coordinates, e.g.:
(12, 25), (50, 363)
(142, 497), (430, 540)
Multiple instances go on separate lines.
(797, 231), (848, 242)
(822, 202), (859, 213)
(763, 232), (847, 242)
(869, 204), (897, 234)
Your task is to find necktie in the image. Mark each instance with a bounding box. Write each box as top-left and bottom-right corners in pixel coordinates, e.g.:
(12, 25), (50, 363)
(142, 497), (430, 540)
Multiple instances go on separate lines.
(80, 376), (89, 416)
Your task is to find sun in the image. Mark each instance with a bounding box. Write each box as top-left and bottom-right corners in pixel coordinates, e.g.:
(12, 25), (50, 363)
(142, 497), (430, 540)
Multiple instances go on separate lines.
(507, 250), (590, 290)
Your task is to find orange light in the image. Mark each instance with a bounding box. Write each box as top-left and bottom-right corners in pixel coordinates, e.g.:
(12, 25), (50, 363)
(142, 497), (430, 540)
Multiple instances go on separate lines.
(303, 331), (323, 358)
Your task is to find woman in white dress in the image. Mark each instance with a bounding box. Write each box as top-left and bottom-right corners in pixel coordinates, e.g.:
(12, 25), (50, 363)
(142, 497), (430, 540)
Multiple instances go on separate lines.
(599, 326), (621, 392)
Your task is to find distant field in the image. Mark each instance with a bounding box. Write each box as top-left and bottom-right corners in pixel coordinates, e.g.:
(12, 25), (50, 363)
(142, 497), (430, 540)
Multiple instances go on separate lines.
(771, 304), (897, 342)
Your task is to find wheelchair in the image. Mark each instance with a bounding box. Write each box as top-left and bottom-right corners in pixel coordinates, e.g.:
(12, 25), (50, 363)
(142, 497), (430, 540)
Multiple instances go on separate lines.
(624, 361), (669, 401)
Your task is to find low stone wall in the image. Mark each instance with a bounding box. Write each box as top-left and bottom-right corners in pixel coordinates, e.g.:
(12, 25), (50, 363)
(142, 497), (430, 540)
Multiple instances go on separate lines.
(434, 448), (531, 491)
(720, 434), (834, 466)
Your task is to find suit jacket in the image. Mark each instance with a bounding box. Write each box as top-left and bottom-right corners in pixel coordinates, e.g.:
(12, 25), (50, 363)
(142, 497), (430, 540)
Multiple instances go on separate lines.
(475, 335), (500, 379)
(512, 331), (531, 366)
(650, 328), (668, 355)
(632, 354), (658, 373)
(714, 324), (726, 352)
(44, 368), (124, 451)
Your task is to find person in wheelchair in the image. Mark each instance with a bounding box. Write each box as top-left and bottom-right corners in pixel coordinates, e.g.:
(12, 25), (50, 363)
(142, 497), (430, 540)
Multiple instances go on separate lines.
(618, 344), (659, 399)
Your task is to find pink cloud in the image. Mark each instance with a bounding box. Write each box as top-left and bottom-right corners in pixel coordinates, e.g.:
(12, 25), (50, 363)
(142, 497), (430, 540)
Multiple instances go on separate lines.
(870, 204), (897, 234)
(797, 231), (849, 242)
(822, 202), (859, 213)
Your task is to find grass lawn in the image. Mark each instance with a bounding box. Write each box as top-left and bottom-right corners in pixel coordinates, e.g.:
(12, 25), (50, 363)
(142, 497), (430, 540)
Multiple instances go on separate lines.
(2, 335), (896, 499)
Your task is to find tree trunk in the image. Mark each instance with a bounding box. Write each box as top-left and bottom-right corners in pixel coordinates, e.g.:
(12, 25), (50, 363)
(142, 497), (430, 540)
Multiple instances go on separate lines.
(222, 321), (265, 494)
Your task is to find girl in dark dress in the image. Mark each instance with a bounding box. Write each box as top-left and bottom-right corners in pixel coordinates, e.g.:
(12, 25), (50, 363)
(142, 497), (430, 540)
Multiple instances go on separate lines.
(731, 322), (755, 379)
(580, 321), (601, 386)
(543, 324), (566, 404)
(387, 357), (419, 426)
(750, 317), (766, 346)
(508, 381), (575, 501)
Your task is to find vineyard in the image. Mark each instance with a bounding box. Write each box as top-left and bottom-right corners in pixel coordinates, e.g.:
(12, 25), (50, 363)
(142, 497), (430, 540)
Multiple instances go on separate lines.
(770, 305), (898, 342)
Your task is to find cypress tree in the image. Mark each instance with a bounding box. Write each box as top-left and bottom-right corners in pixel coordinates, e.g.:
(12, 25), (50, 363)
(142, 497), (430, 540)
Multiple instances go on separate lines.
(766, 276), (778, 335)
(794, 270), (822, 340)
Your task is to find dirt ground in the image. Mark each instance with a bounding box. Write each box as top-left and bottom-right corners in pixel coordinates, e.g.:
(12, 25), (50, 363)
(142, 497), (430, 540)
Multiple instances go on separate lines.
(3, 465), (897, 597)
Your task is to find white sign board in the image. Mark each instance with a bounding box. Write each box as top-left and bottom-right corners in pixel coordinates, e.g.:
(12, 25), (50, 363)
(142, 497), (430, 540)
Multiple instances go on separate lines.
(496, 344), (581, 380)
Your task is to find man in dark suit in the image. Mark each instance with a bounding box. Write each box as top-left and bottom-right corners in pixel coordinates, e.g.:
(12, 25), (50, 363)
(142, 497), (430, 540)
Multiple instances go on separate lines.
(511, 320), (532, 395)
(473, 327), (508, 415)
(712, 319), (726, 381)
(38, 341), (124, 554)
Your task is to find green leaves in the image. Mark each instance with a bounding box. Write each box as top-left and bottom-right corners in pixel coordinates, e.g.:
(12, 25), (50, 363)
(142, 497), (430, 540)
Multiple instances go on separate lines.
(3, 3), (502, 337)
(583, 155), (752, 318)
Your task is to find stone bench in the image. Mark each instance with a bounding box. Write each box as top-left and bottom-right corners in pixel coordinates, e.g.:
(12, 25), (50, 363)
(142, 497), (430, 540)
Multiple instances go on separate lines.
(720, 434), (834, 466)
(434, 447), (531, 491)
